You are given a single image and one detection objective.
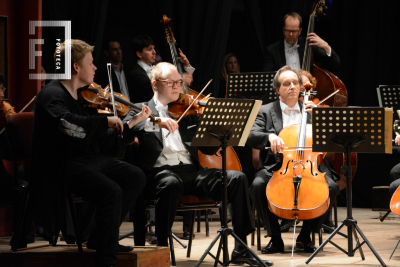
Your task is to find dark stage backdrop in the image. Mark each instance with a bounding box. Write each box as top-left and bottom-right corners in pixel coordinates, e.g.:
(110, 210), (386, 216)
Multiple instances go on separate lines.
(42, 0), (400, 208)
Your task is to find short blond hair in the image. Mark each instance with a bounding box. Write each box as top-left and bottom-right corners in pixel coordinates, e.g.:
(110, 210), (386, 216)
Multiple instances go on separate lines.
(150, 62), (177, 91)
(54, 39), (94, 73)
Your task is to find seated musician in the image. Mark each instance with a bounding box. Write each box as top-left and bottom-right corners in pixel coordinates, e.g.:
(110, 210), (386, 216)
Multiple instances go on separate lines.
(247, 65), (340, 254)
(95, 38), (131, 101)
(31, 39), (150, 267)
(127, 35), (194, 103)
(124, 62), (272, 266)
(263, 12), (340, 73)
(389, 136), (400, 196)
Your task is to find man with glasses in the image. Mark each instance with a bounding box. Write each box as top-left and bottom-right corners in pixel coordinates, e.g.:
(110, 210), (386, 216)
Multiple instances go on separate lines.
(263, 12), (340, 73)
(124, 62), (272, 266)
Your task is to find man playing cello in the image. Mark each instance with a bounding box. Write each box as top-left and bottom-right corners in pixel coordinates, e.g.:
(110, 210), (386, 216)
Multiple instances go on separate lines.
(247, 66), (340, 254)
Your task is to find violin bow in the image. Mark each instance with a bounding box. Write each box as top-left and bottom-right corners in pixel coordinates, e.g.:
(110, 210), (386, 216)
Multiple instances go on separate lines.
(164, 79), (212, 140)
(107, 63), (123, 137)
(315, 89), (340, 106)
(0, 95), (36, 135)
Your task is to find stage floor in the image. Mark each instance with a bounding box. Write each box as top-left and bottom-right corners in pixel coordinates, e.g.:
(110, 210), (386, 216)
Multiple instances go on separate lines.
(0, 207), (399, 267)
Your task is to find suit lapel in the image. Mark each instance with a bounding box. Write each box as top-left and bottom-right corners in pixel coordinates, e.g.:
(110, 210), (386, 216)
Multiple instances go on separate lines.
(298, 37), (305, 68)
(278, 40), (286, 68)
(148, 98), (163, 145)
(271, 100), (283, 135)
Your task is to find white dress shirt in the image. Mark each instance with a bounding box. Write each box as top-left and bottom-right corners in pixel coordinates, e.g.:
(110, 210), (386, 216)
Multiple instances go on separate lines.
(144, 98), (193, 167)
(280, 101), (302, 128)
(284, 40), (332, 70)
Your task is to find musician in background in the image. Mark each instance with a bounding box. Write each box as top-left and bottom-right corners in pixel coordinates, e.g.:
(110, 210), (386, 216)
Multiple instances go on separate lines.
(128, 35), (194, 103)
(219, 53), (240, 98)
(96, 38), (130, 100)
(247, 66), (339, 254)
(263, 12), (340, 73)
(389, 136), (400, 196)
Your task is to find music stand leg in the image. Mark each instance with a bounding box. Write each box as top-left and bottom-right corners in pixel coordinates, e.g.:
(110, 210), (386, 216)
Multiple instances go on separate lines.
(195, 132), (269, 267)
(352, 226), (365, 260)
(354, 224), (386, 266)
(388, 238), (400, 262)
(380, 210), (391, 222)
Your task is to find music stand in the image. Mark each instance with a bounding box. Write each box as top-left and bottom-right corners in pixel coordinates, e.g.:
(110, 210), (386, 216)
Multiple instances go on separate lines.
(191, 98), (266, 267)
(225, 72), (278, 104)
(377, 85), (400, 125)
(306, 107), (392, 267)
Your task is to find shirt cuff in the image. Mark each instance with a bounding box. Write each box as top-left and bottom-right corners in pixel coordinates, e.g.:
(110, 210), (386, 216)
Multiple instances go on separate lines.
(326, 46), (332, 57)
(144, 118), (160, 132)
(184, 65), (195, 74)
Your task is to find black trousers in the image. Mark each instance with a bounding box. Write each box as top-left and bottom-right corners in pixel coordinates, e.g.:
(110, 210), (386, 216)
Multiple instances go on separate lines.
(389, 163), (400, 196)
(249, 164), (340, 239)
(145, 164), (254, 248)
(66, 157), (146, 265)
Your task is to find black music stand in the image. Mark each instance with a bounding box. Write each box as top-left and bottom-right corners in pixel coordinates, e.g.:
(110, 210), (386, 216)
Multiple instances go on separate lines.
(225, 72), (278, 104)
(306, 107), (392, 267)
(191, 98), (266, 267)
(377, 85), (400, 126)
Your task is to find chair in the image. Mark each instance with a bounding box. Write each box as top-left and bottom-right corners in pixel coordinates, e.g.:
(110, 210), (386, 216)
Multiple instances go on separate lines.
(5, 113), (83, 252)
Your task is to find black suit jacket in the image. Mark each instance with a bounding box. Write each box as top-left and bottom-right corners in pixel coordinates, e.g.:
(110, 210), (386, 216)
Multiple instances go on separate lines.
(263, 37), (340, 74)
(127, 62), (153, 104)
(246, 100), (311, 174)
(124, 97), (219, 173)
(95, 63), (129, 96)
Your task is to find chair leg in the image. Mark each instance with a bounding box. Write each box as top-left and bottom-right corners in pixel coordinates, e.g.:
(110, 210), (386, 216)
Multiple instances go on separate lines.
(197, 210), (201, 233)
(169, 232), (176, 266)
(172, 233), (187, 249)
(251, 205), (255, 246)
(334, 197), (338, 227)
(68, 194), (83, 253)
(257, 213), (261, 251)
(205, 209), (210, 237)
(187, 210), (196, 258)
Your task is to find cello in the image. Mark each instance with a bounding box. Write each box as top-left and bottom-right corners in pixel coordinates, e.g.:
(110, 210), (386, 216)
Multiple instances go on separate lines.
(266, 82), (330, 221)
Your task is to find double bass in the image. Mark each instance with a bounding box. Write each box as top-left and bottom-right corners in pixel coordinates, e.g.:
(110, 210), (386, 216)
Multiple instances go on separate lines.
(303, 0), (357, 189)
(266, 83), (330, 220)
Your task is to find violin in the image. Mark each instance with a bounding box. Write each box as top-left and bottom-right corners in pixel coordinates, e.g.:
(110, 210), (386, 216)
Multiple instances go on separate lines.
(79, 83), (161, 125)
(302, 0), (348, 107)
(0, 101), (16, 129)
(266, 83), (330, 220)
(168, 93), (211, 119)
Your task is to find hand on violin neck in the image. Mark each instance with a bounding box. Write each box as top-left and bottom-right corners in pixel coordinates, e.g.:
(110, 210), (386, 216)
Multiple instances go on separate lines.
(107, 116), (123, 132)
(159, 118), (179, 133)
(127, 103), (152, 129)
(178, 48), (190, 67)
(304, 100), (317, 115)
(268, 134), (285, 154)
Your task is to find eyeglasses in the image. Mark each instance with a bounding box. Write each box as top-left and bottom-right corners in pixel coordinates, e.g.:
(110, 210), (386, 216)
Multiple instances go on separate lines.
(0, 87), (6, 94)
(284, 29), (300, 35)
(158, 79), (183, 87)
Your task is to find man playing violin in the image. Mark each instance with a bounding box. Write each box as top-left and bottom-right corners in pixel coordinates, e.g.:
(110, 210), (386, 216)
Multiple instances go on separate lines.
(128, 35), (194, 103)
(247, 66), (339, 254)
(31, 39), (152, 267)
(263, 12), (340, 73)
(124, 62), (272, 266)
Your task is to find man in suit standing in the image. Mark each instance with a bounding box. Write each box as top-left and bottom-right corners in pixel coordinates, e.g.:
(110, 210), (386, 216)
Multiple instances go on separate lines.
(124, 62), (272, 266)
(263, 12), (340, 73)
(247, 65), (339, 254)
(96, 38), (131, 100)
(128, 35), (194, 103)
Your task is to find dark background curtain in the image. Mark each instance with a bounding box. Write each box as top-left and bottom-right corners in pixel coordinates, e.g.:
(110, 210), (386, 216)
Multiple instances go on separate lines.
(42, 0), (400, 208)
